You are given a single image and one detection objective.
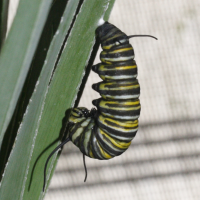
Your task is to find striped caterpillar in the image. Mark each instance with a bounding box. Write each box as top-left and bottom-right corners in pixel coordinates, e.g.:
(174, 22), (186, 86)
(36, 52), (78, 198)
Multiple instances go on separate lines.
(43, 22), (157, 191)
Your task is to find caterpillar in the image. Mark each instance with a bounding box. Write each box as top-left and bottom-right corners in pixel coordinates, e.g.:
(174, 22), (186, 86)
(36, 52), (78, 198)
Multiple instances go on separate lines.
(43, 22), (157, 191)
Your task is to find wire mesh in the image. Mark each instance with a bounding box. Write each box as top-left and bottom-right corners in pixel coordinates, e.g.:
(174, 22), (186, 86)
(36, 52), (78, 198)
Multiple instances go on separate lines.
(44, 0), (200, 199)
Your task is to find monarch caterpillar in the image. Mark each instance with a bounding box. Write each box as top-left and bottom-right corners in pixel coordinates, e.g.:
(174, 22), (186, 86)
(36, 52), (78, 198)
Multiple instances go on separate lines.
(43, 22), (157, 191)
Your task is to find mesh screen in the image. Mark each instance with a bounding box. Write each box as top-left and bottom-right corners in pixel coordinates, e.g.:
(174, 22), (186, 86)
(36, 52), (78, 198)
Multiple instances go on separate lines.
(46, 0), (200, 199)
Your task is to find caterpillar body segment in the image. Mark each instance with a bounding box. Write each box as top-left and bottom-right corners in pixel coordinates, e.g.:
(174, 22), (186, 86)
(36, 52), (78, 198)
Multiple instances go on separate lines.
(93, 98), (141, 120)
(92, 60), (138, 81)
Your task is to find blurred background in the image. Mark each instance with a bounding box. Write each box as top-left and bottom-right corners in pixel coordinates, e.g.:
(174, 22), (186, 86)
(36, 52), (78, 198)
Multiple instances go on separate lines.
(9, 0), (200, 199)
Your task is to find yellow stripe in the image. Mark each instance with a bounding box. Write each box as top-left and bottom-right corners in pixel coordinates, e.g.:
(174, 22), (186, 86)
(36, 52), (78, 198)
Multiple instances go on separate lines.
(99, 115), (138, 129)
(89, 150), (94, 158)
(99, 101), (141, 111)
(101, 47), (133, 55)
(69, 115), (85, 123)
(101, 51), (107, 55)
(99, 82), (139, 90)
(100, 58), (112, 64)
(100, 129), (131, 149)
(103, 33), (124, 42)
(112, 65), (137, 70)
(111, 47), (133, 53)
(102, 45), (112, 50)
(99, 100), (140, 106)
(97, 142), (112, 159)
(99, 65), (137, 71)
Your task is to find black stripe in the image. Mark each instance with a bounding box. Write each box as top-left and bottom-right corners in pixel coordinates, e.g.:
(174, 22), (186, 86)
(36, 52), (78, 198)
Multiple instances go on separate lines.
(104, 119), (135, 130)
(93, 98), (140, 108)
(97, 88), (140, 97)
(89, 126), (104, 160)
(105, 101), (139, 108)
(110, 43), (133, 51)
(101, 50), (134, 59)
(92, 60), (136, 72)
(70, 122), (83, 146)
(99, 107), (141, 117)
(93, 99), (141, 117)
(99, 68), (137, 76)
(101, 28), (121, 40)
(102, 36), (129, 48)
(96, 129), (123, 156)
(104, 80), (138, 89)
(97, 119), (138, 138)
(92, 79), (139, 90)
(79, 118), (94, 155)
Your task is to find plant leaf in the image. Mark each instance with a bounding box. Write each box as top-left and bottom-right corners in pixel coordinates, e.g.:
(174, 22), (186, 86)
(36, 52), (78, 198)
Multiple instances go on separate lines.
(0, 0), (9, 50)
(0, 0), (54, 147)
(0, 0), (70, 181)
(0, 0), (115, 199)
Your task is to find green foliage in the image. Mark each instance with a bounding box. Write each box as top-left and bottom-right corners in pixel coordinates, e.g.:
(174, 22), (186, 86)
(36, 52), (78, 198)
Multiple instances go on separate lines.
(0, 0), (9, 49)
(0, 0), (115, 199)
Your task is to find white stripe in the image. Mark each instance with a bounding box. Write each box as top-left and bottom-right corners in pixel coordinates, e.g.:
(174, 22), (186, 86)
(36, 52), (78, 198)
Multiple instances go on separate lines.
(104, 55), (134, 62)
(72, 127), (83, 142)
(105, 94), (139, 99)
(103, 113), (139, 120)
(104, 74), (137, 79)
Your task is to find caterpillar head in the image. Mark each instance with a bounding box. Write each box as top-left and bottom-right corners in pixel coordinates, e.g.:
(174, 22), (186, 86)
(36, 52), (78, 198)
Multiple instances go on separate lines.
(69, 107), (90, 123)
(68, 107), (97, 124)
(96, 21), (129, 50)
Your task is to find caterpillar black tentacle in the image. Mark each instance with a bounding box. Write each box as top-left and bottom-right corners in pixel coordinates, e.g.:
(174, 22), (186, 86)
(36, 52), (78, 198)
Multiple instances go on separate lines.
(43, 137), (70, 191)
(43, 22), (157, 191)
(83, 154), (87, 182)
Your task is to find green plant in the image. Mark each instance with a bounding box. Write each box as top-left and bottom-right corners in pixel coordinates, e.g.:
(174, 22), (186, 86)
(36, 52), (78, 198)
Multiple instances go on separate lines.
(0, 0), (115, 199)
